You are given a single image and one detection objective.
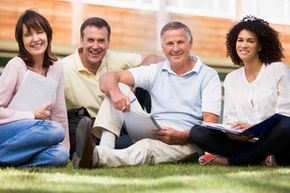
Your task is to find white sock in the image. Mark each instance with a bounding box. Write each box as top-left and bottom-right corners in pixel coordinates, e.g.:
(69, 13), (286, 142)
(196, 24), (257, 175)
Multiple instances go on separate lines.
(99, 129), (116, 149)
(92, 147), (99, 167)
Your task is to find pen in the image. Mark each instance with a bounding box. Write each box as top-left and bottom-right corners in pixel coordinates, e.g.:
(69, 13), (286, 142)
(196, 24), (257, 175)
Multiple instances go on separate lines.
(121, 98), (137, 111)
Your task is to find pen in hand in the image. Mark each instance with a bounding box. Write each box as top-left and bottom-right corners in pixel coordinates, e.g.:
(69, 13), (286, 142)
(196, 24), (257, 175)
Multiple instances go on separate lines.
(121, 98), (137, 111)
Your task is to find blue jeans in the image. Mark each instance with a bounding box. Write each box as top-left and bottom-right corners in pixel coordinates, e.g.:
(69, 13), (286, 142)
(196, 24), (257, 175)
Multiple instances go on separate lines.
(0, 119), (69, 167)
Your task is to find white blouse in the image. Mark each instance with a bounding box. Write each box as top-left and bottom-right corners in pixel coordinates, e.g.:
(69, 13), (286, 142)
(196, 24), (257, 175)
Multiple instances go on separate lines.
(223, 62), (290, 125)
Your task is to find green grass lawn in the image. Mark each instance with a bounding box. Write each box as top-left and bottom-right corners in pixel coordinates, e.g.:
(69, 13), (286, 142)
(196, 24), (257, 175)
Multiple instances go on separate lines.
(1, 162), (290, 193)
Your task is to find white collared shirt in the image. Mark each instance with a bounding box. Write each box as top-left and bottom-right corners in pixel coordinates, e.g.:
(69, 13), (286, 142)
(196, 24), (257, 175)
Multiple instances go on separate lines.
(129, 55), (221, 130)
(223, 62), (290, 125)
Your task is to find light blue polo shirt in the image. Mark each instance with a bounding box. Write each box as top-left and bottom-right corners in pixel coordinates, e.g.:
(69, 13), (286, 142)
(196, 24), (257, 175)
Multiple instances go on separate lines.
(129, 55), (221, 130)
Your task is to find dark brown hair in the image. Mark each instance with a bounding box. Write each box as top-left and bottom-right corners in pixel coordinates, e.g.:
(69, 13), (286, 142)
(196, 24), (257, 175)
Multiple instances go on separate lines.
(80, 17), (111, 41)
(15, 9), (56, 68)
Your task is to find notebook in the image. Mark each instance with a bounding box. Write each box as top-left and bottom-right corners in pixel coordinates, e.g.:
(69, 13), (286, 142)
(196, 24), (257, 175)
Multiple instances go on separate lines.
(123, 110), (161, 142)
(200, 113), (285, 138)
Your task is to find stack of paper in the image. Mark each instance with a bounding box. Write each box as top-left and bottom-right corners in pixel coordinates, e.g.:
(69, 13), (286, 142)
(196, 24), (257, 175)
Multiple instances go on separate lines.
(8, 70), (58, 111)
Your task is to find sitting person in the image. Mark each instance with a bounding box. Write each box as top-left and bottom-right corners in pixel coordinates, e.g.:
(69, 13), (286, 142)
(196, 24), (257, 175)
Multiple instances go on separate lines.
(0, 9), (69, 167)
(189, 16), (290, 166)
(72, 21), (222, 168)
(61, 17), (163, 158)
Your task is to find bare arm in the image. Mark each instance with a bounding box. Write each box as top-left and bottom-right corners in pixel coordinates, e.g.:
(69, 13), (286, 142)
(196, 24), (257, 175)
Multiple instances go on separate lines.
(202, 112), (219, 123)
(100, 70), (135, 111)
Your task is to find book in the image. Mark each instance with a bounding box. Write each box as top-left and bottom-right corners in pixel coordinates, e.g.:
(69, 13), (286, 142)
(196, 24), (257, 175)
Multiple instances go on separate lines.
(8, 70), (58, 111)
(200, 113), (286, 138)
(123, 110), (161, 142)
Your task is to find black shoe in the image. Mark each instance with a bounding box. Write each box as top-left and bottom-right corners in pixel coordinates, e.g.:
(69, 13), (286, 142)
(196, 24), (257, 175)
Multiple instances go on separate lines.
(72, 117), (95, 169)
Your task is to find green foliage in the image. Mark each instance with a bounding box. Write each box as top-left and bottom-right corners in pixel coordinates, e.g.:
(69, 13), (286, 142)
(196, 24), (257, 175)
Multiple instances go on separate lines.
(1, 163), (290, 193)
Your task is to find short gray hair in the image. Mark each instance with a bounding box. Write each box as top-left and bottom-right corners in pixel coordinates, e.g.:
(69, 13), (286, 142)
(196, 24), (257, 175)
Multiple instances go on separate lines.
(160, 21), (192, 44)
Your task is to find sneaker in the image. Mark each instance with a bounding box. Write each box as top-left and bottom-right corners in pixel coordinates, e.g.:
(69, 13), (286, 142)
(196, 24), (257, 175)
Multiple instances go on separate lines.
(72, 117), (95, 169)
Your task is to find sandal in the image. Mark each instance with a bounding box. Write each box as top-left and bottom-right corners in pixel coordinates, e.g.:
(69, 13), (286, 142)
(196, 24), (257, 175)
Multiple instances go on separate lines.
(198, 153), (218, 165)
(199, 153), (229, 165)
(261, 155), (277, 167)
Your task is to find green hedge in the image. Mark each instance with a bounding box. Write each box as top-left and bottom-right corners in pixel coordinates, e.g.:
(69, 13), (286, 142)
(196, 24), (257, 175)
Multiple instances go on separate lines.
(0, 56), (11, 67)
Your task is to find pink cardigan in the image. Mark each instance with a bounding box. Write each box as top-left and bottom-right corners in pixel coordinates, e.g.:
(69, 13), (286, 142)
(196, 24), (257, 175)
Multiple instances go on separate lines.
(0, 57), (70, 149)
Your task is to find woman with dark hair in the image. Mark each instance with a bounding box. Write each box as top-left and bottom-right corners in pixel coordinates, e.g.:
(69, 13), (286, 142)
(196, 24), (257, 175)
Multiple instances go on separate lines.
(189, 15), (290, 166)
(0, 9), (69, 167)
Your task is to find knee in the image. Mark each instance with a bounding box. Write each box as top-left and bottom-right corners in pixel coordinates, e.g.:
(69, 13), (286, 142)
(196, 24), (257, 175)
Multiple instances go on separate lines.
(135, 139), (153, 153)
(132, 139), (154, 163)
(50, 145), (69, 166)
(118, 83), (132, 94)
(189, 125), (218, 145)
(274, 118), (290, 137)
(189, 125), (206, 141)
(41, 120), (65, 144)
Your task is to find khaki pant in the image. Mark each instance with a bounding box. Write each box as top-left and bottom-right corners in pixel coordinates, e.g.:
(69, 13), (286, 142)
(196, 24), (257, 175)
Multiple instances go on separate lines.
(92, 83), (197, 167)
(92, 83), (144, 138)
(96, 138), (196, 167)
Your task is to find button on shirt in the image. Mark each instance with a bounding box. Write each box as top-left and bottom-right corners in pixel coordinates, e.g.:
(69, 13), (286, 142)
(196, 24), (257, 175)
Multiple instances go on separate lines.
(129, 55), (221, 130)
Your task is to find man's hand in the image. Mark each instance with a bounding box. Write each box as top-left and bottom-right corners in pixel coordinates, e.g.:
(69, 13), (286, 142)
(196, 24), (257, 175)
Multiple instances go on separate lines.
(110, 91), (131, 112)
(153, 127), (190, 145)
(34, 102), (51, 119)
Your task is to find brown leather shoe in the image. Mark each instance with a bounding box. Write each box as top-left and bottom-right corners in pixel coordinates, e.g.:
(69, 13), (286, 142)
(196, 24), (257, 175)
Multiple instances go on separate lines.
(72, 117), (95, 169)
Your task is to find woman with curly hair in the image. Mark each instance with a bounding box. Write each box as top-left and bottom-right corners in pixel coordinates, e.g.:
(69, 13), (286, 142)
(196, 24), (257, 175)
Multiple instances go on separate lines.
(188, 15), (290, 166)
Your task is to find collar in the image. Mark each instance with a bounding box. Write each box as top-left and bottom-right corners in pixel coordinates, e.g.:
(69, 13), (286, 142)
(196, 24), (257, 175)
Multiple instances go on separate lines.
(161, 55), (202, 76)
(75, 48), (108, 73)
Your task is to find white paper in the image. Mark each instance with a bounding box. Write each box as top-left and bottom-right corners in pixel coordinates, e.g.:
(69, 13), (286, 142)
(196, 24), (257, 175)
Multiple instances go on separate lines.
(8, 70), (58, 111)
(123, 110), (161, 142)
(200, 122), (242, 135)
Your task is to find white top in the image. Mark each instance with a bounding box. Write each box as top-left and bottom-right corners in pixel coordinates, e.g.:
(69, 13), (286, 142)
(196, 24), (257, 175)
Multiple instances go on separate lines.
(223, 62), (290, 125)
(129, 55), (221, 130)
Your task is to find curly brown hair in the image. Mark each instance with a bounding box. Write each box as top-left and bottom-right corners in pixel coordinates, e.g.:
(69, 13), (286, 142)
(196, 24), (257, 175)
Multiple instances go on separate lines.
(226, 15), (284, 66)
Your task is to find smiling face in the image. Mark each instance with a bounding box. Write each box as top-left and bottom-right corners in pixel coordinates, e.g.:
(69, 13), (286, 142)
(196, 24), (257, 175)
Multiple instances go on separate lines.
(236, 29), (261, 64)
(22, 24), (48, 58)
(161, 28), (192, 67)
(80, 25), (109, 69)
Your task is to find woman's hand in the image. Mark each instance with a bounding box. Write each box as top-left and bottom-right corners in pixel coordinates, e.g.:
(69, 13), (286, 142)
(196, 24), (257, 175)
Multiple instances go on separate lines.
(34, 102), (51, 119)
(231, 122), (252, 132)
(227, 122), (253, 141)
(153, 127), (189, 145)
